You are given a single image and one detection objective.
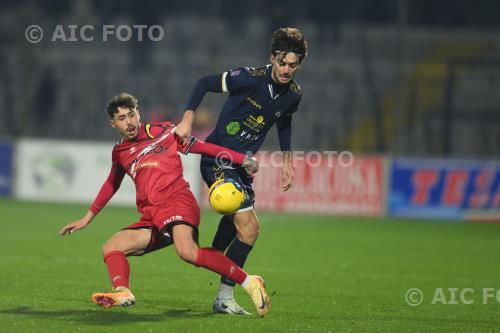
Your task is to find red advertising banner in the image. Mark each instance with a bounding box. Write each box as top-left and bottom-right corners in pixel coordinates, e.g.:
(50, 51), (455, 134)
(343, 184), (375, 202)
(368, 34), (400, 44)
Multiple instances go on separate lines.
(251, 153), (384, 216)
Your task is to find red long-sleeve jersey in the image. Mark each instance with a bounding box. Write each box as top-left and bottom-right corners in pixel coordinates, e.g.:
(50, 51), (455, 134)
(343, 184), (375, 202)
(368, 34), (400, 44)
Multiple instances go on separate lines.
(90, 122), (245, 214)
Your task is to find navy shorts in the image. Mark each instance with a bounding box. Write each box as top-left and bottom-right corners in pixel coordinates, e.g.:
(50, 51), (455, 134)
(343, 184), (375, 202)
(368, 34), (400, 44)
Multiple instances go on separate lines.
(200, 156), (255, 212)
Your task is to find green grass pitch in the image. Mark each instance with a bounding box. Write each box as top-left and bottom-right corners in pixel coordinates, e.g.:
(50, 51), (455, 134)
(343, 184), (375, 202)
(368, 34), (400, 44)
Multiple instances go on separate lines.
(1, 198), (499, 332)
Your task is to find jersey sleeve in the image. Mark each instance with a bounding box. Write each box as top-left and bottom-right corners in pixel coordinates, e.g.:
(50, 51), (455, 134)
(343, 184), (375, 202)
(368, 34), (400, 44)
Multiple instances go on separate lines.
(277, 115), (292, 151)
(278, 92), (300, 151)
(177, 135), (245, 165)
(286, 80), (302, 115)
(177, 135), (198, 155)
(89, 149), (125, 214)
(156, 121), (174, 127)
(287, 95), (301, 115)
(223, 67), (255, 95)
(184, 75), (224, 111)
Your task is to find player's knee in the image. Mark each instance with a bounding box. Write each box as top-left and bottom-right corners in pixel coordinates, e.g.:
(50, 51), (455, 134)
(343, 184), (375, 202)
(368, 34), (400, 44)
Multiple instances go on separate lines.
(102, 241), (118, 256)
(175, 243), (198, 263)
(238, 221), (260, 244)
(102, 231), (144, 256)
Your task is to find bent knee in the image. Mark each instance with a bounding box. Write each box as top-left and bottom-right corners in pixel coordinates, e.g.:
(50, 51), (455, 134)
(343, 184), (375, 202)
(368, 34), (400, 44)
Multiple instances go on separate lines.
(237, 221), (260, 244)
(102, 230), (149, 256)
(102, 241), (117, 256)
(175, 244), (198, 263)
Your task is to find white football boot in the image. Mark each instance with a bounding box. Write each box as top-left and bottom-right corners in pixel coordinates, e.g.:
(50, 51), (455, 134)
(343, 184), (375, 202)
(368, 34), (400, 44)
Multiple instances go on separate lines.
(213, 297), (251, 315)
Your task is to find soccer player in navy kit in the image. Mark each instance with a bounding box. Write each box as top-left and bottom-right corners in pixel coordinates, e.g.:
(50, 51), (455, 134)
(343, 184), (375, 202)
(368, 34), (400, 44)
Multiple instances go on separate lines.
(175, 28), (308, 314)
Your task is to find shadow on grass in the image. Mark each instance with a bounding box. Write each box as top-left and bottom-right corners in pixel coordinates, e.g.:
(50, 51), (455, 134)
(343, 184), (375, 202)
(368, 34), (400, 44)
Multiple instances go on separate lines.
(0, 306), (213, 325)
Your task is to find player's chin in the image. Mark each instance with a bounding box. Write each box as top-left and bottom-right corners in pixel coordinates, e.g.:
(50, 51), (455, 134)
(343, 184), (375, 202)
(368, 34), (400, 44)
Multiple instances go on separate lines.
(126, 131), (138, 140)
(279, 76), (292, 84)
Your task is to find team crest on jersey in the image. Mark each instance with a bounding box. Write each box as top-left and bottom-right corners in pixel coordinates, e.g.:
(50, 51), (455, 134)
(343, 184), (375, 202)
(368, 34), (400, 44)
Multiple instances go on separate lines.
(129, 147), (136, 154)
(275, 111), (282, 118)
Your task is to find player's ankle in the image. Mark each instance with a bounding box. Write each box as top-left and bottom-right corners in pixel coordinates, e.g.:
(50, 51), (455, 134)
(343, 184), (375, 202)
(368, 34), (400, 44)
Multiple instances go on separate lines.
(240, 275), (251, 289)
(218, 282), (235, 299)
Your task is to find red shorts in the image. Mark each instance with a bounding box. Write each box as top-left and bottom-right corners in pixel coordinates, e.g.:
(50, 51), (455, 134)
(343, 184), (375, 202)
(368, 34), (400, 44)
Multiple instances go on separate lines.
(125, 187), (200, 255)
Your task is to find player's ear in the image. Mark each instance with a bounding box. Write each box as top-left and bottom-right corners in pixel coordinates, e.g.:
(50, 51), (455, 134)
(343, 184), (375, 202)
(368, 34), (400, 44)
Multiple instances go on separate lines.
(110, 118), (116, 128)
(270, 53), (275, 63)
(136, 109), (141, 121)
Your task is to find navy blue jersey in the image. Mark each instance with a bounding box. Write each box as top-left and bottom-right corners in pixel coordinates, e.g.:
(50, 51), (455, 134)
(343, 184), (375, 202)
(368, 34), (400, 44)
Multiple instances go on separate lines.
(205, 65), (302, 154)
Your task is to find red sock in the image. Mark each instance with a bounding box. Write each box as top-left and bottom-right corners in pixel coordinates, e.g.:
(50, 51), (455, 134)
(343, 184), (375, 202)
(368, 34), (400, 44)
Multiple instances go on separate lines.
(195, 247), (247, 285)
(103, 251), (130, 290)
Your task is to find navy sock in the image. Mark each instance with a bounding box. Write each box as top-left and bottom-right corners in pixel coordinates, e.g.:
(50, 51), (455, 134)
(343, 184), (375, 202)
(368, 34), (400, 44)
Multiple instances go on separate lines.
(211, 215), (237, 252)
(221, 238), (253, 287)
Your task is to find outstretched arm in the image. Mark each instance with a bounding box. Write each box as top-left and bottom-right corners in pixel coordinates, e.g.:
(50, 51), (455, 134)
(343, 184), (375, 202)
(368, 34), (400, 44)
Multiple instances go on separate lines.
(176, 74), (224, 143)
(277, 115), (294, 191)
(177, 136), (258, 175)
(59, 169), (125, 235)
(185, 75), (225, 111)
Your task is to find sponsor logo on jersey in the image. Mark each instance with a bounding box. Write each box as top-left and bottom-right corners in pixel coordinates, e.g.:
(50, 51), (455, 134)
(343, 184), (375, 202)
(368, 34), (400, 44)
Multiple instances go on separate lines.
(225, 121), (240, 135)
(246, 97), (262, 110)
(243, 115), (266, 132)
(239, 130), (259, 141)
(136, 160), (160, 171)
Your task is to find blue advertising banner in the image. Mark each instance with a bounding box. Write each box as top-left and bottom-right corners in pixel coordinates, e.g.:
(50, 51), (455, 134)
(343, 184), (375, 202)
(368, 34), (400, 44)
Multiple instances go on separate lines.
(389, 159), (500, 221)
(0, 141), (13, 196)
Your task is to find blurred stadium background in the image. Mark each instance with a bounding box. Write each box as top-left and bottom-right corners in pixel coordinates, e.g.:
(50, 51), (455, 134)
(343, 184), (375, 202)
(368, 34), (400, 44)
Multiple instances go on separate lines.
(0, 0), (498, 220)
(1, 0), (499, 153)
(0, 1), (500, 332)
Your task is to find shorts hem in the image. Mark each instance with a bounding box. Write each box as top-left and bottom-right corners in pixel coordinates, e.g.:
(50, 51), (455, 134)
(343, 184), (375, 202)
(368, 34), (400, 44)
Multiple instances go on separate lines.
(236, 206), (254, 213)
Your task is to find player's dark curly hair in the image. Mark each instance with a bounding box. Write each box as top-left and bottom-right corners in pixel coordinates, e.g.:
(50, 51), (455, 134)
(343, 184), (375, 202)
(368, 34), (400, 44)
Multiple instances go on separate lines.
(270, 27), (308, 63)
(106, 93), (139, 118)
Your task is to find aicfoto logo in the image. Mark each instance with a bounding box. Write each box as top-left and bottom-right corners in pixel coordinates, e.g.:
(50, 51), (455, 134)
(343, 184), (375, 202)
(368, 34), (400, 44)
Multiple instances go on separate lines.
(32, 154), (75, 191)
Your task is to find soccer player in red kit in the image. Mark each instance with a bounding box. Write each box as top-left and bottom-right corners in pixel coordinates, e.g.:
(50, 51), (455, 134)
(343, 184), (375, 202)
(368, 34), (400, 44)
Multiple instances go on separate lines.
(59, 93), (270, 316)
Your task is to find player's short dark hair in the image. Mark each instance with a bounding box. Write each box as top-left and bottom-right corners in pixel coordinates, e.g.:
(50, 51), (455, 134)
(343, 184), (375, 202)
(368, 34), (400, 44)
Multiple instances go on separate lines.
(270, 27), (308, 63)
(106, 93), (138, 118)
